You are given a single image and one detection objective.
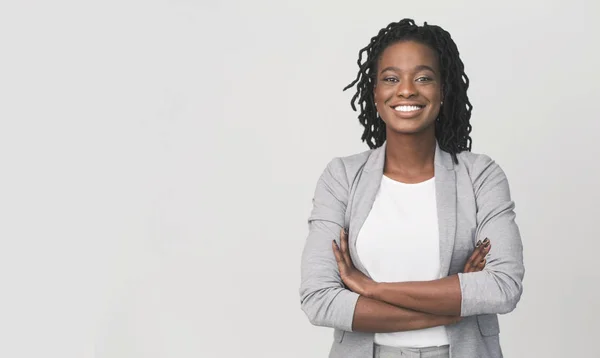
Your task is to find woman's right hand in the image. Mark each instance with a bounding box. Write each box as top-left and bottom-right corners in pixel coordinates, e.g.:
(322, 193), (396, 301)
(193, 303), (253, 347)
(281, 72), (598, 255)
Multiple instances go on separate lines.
(462, 238), (491, 273)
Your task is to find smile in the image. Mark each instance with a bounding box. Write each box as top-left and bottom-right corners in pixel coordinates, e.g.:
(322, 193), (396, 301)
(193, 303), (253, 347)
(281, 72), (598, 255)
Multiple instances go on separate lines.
(390, 104), (426, 119)
(393, 105), (425, 112)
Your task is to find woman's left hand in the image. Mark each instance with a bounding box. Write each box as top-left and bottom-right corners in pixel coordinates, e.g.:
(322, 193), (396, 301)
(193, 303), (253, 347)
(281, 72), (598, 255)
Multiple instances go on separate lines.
(332, 228), (377, 298)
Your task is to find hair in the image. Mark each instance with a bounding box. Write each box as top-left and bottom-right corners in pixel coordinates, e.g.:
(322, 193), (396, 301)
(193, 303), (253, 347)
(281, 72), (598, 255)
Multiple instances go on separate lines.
(343, 18), (473, 162)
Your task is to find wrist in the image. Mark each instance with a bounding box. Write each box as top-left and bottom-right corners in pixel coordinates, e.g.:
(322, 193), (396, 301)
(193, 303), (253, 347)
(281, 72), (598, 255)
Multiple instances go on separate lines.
(366, 281), (381, 299)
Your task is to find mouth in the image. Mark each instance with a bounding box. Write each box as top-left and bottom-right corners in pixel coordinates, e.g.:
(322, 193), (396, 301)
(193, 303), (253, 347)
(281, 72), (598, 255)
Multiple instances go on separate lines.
(390, 104), (426, 118)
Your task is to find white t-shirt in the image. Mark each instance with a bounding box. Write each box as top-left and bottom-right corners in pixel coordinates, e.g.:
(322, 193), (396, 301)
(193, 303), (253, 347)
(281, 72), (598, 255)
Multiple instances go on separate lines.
(356, 175), (449, 348)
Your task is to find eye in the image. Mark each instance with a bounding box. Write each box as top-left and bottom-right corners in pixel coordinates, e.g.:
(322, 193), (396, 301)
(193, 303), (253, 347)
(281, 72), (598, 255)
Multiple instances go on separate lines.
(416, 76), (433, 82)
(383, 77), (398, 83)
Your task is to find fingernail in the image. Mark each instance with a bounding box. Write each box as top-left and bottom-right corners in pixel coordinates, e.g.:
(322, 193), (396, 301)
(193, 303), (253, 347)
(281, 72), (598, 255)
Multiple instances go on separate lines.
(343, 228), (348, 235)
(483, 238), (489, 244)
(476, 240), (481, 247)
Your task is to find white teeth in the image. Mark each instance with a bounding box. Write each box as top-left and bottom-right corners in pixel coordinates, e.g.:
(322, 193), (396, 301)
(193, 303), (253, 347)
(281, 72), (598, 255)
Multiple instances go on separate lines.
(394, 105), (423, 112)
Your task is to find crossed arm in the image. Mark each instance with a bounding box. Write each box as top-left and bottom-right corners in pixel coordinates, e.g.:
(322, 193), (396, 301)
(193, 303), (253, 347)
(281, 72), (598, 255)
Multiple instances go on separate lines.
(332, 228), (490, 332)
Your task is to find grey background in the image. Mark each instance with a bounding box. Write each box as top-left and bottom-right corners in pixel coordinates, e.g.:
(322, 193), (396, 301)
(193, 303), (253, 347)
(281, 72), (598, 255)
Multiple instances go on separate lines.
(0, 0), (598, 357)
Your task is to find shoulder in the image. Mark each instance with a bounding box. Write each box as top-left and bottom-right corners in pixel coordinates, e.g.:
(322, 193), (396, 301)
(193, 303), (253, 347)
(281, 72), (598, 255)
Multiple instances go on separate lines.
(455, 150), (511, 196)
(456, 150), (494, 170)
(455, 150), (506, 177)
(317, 147), (375, 192)
(322, 148), (373, 180)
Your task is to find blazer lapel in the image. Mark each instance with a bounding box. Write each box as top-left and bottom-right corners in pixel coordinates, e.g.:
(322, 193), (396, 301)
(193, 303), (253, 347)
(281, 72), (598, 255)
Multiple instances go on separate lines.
(347, 142), (386, 278)
(434, 143), (457, 278)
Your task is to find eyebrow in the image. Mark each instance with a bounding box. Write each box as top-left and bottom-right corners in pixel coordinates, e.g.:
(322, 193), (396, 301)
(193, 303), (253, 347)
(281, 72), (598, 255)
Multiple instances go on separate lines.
(379, 65), (437, 75)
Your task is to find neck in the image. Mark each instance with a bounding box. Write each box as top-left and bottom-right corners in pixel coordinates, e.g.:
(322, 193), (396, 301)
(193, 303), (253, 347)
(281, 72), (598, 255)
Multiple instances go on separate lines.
(384, 128), (436, 180)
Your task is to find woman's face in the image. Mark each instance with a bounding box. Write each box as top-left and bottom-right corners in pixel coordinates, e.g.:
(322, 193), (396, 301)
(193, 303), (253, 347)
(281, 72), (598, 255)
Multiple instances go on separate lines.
(373, 40), (442, 136)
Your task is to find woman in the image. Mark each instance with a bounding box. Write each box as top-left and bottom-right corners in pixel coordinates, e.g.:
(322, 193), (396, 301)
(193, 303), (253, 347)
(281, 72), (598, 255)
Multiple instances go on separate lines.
(299, 19), (524, 358)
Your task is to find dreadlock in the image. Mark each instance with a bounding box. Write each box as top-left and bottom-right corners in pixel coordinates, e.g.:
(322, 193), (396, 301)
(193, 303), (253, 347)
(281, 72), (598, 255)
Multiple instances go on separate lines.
(343, 18), (473, 163)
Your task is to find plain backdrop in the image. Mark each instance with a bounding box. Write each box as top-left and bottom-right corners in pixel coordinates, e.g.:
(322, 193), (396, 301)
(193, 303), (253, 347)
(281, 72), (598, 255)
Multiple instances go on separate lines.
(0, 0), (599, 357)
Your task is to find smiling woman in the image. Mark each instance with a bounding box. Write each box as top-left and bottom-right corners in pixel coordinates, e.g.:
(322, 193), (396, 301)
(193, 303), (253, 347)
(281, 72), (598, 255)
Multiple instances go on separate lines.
(299, 19), (524, 358)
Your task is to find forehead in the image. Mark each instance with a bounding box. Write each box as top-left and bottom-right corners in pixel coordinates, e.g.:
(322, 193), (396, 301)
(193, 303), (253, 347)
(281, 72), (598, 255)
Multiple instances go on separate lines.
(378, 41), (439, 70)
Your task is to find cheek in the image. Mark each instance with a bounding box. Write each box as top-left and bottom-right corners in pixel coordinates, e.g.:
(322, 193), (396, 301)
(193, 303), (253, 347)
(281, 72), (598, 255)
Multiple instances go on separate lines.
(373, 86), (381, 102)
(432, 85), (443, 101)
(374, 87), (392, 104)
(423, 88), (442, 114)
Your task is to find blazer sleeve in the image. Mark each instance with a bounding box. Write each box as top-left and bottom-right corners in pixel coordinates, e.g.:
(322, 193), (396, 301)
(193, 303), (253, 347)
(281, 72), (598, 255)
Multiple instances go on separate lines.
(457, 155), (525, 316)
(299, 158), (360, 331)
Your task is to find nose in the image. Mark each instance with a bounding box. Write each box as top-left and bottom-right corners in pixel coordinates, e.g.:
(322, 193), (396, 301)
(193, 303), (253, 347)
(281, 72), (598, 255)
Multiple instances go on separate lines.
(396, 80), (417, 98)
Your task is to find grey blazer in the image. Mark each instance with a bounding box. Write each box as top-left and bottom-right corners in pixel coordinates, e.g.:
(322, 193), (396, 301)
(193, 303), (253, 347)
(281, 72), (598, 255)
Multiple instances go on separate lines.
(299, 142), (525, 358)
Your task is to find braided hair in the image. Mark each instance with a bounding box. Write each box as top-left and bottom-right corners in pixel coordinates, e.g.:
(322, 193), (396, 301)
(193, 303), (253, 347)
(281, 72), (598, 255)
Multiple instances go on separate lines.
(343, 19), (473, 162)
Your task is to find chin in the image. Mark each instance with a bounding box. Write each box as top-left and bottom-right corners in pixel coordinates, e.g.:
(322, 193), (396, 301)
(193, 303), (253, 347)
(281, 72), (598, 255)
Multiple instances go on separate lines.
(385, 120), (434, 136)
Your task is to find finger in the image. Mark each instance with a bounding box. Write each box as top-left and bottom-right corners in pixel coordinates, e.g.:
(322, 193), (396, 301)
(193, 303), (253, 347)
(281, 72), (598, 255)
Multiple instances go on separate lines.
(340, 228), (351, 266)
(332, 240), (343, 265)
(479, 239), (492, 262)
(473, 246), (491, 274)
(470, 239), (491, 268)
(463, 240), (483, 272)
(332, 240), (349, 279)
(469, 240), (483, 260)
(464, 239), (491, 273)
(475, 258), (487, 272)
